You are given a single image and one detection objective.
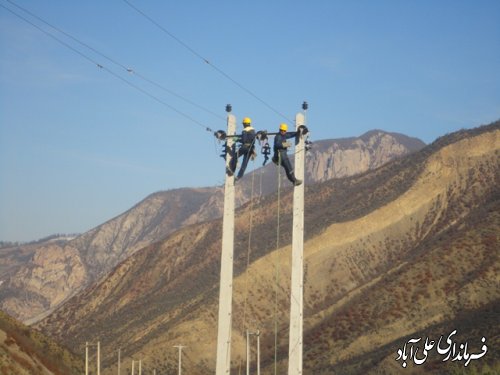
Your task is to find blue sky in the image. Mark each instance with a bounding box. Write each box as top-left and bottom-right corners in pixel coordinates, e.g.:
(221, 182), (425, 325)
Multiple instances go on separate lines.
(1, 0), (499, 242)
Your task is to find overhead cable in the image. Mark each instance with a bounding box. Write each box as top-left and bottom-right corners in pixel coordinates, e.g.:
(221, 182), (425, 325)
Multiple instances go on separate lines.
(0, 2), (215, 133)
(5, 0), (224, 122)
(122, 0), (293, 123)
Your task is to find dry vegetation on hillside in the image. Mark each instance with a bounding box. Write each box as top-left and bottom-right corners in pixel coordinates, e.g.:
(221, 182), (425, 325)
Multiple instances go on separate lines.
(35, 121), (499, 375)
(0, 310), (83, 375)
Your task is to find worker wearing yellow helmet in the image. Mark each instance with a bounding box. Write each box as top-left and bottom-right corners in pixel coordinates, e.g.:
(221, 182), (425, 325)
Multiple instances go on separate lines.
(227, 117), (256, 180)
(272, 123), (302, 186)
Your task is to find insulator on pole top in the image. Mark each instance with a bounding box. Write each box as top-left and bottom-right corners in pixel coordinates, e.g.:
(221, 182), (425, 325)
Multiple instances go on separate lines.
(226, 104), (232, 113)
(214, 130), (227, 140)
(302, 101), (308, 111)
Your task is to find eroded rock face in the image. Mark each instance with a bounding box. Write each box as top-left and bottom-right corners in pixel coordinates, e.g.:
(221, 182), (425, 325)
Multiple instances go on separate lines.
(2, 244), (86, 322)
(305, 132), (414, 182)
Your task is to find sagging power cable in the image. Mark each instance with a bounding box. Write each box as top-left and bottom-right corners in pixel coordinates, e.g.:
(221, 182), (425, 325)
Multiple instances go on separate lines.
(0, 2), (215, 133)
(122, 0), (294, 123)
(4, 0), (224, 122)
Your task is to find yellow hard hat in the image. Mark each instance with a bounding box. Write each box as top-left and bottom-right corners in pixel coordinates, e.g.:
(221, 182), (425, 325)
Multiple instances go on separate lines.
(242, 117), (252, 125)
(279, 123), (288, 131)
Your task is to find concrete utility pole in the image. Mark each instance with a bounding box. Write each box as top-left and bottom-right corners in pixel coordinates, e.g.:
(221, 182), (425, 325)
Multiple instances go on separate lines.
(216, 106), (237, 375)
(246, 330), (250, 375)
(246, 330), (261, 375)
(288, 104), (308, 375)
(131, 359), (142, 375)
(117, 348), (121, 375)
(85, 341), (101, 375)
(174, 345), (186, 375)
(85, 342), (88, 375)
(256, 330), (260, 375)
(97, 341), (100, 375)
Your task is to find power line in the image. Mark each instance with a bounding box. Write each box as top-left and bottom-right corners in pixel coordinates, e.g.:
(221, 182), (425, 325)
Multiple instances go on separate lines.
(122, 0), (294, 123)
(1, 4), (99, 72)
(5, 0), (225, 122)
(0, 2), (215, 133)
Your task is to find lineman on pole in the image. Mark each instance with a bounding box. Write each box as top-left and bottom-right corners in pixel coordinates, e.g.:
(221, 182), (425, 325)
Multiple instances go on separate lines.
(227, 117), (256, 180)
(273, 123), (303, 186)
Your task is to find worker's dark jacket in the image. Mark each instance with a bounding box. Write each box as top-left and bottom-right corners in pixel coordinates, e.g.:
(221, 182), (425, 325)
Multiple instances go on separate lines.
(240, 126), (256, 146)
(273, 131), (296, 153)
(230, 126), (256, 178)
(273, 131), (298, 183)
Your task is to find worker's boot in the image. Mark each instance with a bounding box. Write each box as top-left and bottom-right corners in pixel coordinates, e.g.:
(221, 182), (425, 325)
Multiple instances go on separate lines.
(294, 179), (302, 186)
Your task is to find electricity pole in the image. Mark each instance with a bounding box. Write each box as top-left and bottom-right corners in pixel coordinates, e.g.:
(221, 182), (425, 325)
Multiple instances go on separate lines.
(117, 348), (121, 375)
(131, 359), (142, 375)
(85, 342), (88, 375)
(256, 330), (261, 375)
(85, 341), (101, 375)
(288, 103), (308, 375)
(216, 105), (237, 375)
(246, 330), (250, 375)
(174, 345), (186, 375)
(246, 329), (261, 375)
(97, 341), (100, 375)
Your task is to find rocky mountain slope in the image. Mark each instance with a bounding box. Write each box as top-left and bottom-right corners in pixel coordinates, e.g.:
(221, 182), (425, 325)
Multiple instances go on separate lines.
(37, 122), (499, 374)
(0, 130), (423, 323)
(0, 310), (83, 375)
(305, 129), (424, 183)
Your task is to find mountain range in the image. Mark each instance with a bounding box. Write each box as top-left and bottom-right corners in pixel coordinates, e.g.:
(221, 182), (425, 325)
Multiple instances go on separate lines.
(25, 122), (500, 374)
(0, 129), (424, 325)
